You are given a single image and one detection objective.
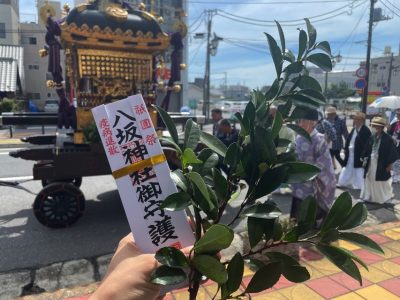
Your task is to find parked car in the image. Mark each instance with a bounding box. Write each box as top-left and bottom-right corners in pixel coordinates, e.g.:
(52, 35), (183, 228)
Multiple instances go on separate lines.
(43, 100), (59, 113)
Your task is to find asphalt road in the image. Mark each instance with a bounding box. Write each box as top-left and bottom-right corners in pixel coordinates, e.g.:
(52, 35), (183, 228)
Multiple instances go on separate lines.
(0, 147), (130, 272)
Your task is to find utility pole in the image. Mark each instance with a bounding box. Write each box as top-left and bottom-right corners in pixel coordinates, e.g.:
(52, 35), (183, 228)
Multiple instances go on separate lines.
(387, 52), (394, 95)
(203, 10), (212, 119)
(361, 0), (375, 113)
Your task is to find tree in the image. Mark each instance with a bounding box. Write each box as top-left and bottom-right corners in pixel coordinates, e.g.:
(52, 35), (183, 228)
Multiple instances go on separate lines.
(326, 81), (356, 99)
(151, 20), (382, 300)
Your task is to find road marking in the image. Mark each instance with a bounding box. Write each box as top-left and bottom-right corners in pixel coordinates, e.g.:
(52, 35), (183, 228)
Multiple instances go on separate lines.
(0, 148), (23, 152)
(0, 176), (33, 181)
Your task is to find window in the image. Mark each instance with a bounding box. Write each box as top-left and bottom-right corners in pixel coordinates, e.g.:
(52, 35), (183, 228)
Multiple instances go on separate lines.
(21, 36), (37, 45)
(28, 65), (39, 70)
(377, 82), (381, 87)
(0, 0), (11, 5)
(0, 23), (5, 39)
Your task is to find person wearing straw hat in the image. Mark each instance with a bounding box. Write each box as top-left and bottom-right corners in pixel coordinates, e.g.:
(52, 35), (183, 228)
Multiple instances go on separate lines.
(359, 116), (398, 204)
(291, 109), (336, 222)
(388, 108), (400, 183)
(337, 112), (371, 189)
(325, 106), (348, 169)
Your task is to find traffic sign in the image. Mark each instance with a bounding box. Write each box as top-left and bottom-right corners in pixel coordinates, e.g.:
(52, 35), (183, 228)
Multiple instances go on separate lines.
(355, 78), (366, 89)
(356, 67), (367, 78)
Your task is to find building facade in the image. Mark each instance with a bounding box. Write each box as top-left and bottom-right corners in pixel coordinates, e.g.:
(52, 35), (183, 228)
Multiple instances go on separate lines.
(0, 0), (20, 45)
(308, 66), (358, 92)
(369, 51), (400, 96)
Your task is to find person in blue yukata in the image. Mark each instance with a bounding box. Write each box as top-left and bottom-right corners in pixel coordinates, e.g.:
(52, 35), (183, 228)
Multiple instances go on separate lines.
(291, 109), (336, 225)
(325, 106), (348, 169)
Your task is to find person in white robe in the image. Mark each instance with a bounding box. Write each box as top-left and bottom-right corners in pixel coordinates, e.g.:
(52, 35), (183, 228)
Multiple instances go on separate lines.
(338, 112), (371, 189)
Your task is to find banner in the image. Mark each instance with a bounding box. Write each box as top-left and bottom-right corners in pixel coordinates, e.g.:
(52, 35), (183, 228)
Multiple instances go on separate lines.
(92, 95), (194, 253)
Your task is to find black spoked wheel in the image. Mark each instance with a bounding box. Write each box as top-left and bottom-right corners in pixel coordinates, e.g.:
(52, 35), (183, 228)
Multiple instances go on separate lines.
(33, 182), (85, 228)
(41, 177), (82, 188)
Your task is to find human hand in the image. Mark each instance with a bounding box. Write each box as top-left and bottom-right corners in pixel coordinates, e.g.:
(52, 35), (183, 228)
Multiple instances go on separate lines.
(90, 234), (160, 300)
(386, 164), (392, 173)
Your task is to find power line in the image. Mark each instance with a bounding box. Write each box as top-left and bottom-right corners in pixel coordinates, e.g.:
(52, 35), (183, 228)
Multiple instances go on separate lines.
(223, 39), (270, 54)
(381, 0), (400, 17)
(334, 1), (369, 54)
(189, 40), (206, 65)
(188, 0), (364, 4)
(217, 10), (349, 26)
(217, 0), (364, 24)
(384, 0), (400, 12)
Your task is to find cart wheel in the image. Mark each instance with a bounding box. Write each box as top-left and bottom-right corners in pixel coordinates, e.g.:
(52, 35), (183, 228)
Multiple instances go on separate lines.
(33, 182), (85, 228)
(41, 177), (82, 188)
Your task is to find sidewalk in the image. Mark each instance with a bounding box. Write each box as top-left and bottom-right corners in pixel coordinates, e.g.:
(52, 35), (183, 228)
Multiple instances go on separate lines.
(0, 127), (57, 148)
(18, 221), (400, 300)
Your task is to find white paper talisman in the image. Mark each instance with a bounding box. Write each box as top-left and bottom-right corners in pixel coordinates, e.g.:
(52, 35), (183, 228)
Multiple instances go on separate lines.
(92, 94), (194, 253)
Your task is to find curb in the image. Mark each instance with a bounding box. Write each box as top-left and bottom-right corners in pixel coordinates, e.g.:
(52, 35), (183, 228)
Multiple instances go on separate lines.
(0, 254), (113, 299)
(0, 141), (34, 149)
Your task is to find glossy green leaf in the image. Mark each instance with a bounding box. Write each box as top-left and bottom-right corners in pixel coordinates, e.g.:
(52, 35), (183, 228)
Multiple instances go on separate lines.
(245, 262), (281, 293)
(254, 126), (277, 165)
(284, 61), (304, 75)
(320, 228), (340, 243)
(278, 98), (292, 118)
(160, 191), (192, 211)
(339, 232), (384, 254)
(183, 119), (200, 150)
(199, 131), (227, 157)
(159, 136), (182, 155)
(234, 112), (249, 136)
(242, 202), (281, 219)
(213, 168), (228, 201)
(265, 252), (310, 283)
(154, 105), (179, 145)
(192, 255), (228, 284)
(155, 247), (188, 268)
(286, 124), (311, 142)
(316, 244), (362, 285)
(182, 148), (202, 167)
(188, 172), (209, 202)
(248, 217), (265, 248)
(225, 253), (244, 296)
(150, 265), (187, 285)
(307, 53), (332, 72)
(305, 18), (316, 47)
(194, 224), (234, 254)
(265, 79), (279, 100)
(245, 258), (265, 272)
(224, 142), (240, 167)
(320, 192), (352, 233)
(339, 203), (368, 230)
(298, 75), (322, 92)
(271, 110), (283, 139)
(315, 41), (331, 55)
(283, 49), (296, 63)
(283, 162), (320, 184)
(297, 196), (317, 234)
(275, 21), (285, 53)
(244, 101), (256, 133)
(207, 185), (219, 211)
(297, 89), (326, 104)
(171, 170), (188, 192)
(255, 166), (288, 198)
(282, 265), (310, 283)
(297, 29), (308, 60)
(265, 33), (283, 77)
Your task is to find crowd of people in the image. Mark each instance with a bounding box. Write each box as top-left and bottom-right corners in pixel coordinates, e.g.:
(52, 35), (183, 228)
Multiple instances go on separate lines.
(211, 105), (400, 222)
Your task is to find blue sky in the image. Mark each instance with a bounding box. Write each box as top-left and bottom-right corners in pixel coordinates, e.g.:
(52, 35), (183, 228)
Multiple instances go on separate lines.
(20, 0), (400, 89)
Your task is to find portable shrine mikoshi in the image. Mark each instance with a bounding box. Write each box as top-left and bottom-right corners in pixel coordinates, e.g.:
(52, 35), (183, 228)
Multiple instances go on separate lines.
(9, 0), (201, 228)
